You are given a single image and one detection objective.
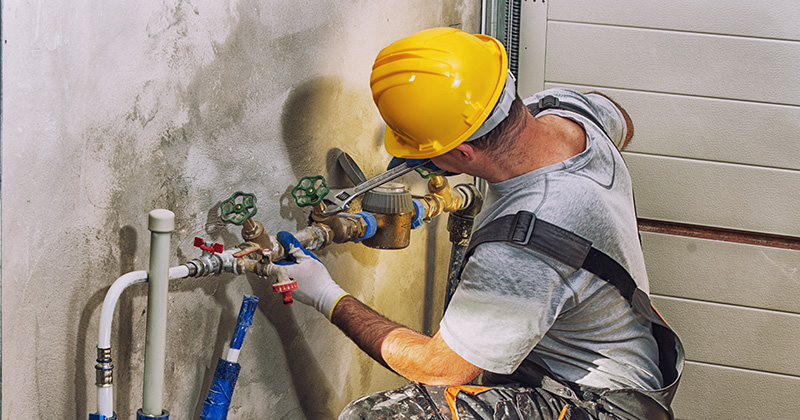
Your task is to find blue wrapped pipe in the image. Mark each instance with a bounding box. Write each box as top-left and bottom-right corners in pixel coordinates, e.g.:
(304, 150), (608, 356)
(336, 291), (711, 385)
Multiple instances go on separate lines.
(89, 413), (117, 420)
(229, 295), (259, 351)
(199, 360), (241, 420)
(199, 295), (258, 420)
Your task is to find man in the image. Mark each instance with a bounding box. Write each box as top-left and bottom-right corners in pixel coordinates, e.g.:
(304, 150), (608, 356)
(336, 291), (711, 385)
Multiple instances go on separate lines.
(278, 28), (682, 419)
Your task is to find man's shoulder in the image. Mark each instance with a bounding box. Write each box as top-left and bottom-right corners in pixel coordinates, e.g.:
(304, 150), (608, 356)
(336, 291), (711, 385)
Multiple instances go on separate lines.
(525, 88), (629, 148)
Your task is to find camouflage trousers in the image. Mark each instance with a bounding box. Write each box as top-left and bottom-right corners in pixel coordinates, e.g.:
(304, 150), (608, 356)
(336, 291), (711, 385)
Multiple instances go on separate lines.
(338, 381), (621, 420)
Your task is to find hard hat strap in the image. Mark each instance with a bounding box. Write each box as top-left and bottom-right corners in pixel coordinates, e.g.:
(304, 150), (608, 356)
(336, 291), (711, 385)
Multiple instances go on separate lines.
(465, 71), (517, 143)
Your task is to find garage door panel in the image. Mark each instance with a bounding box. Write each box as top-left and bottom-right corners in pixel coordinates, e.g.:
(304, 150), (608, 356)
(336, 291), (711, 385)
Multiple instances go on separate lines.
(642, 232), (800, 313)
(545, 22), (800, 106)
(625, 154), (800, 237)
(545, 83), (800, 171)
(672, 362), (800, 420)
(651, 296), (800, 376)
(549, 0), (800, 41)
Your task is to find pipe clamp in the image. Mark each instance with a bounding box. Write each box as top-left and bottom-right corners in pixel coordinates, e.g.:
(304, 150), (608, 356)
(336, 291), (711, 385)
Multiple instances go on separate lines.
(136, 409), (170, 420)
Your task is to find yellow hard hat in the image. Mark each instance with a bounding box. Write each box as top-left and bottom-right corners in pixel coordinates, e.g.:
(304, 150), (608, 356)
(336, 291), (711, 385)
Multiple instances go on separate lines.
(370, 27), (513, 159)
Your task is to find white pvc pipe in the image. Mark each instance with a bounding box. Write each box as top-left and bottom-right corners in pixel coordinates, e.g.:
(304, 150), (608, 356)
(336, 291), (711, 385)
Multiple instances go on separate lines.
(96, 269), (147, 419)
(96, 266), (190, 417)
(97, 386), (114, 418)
(99, 271), (148, 349)
(98, 266), (191, 349)
(141, 209), (175, 416)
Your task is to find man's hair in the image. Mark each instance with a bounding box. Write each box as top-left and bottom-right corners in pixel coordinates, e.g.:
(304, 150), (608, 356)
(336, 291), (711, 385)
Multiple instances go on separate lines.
(467, 95), (527, 158)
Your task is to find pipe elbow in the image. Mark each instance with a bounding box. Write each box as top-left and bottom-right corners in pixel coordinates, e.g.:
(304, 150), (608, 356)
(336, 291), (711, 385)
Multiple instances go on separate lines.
(452, 183), (483, 217)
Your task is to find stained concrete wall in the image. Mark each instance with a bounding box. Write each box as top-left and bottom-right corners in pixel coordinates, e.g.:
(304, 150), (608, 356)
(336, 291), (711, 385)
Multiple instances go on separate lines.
(1, 1), (479, 418)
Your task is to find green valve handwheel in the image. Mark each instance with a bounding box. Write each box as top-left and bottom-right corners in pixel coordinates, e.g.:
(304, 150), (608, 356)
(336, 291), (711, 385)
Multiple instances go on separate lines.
(220, 191), (258, 225)
(292, 175), (330, 207)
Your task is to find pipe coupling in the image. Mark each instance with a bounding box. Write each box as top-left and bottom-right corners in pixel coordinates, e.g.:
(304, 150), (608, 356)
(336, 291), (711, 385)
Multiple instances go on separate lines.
(294, 224), (333, 252)
(453, 183), (483, 215)
(447, 212), (474, 246)
(187, 249), (236, 277)
(447, 183), (483, 245)
(95, 347), (114, 386)
(136, 409), (170, 420)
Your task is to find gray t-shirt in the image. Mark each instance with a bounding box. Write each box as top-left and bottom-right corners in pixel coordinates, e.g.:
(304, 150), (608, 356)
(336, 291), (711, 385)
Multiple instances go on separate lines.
(439, 88), (663, 390)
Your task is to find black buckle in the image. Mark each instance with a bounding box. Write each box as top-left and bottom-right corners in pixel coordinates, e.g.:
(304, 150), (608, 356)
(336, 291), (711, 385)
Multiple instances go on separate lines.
(538, 95), (560, 110)
(509, 211), (536, 245)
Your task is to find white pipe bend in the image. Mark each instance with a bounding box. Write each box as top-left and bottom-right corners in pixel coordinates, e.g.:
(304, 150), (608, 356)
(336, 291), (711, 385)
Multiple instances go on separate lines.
(97, 266), (190, 348)
(98, 270), (148, 349)
(95, 265), (190, 417)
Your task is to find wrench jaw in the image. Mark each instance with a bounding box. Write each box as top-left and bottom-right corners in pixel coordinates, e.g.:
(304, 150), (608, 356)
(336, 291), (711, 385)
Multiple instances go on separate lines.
(319, 190), (353, 216)
(318, 160), (430, 217)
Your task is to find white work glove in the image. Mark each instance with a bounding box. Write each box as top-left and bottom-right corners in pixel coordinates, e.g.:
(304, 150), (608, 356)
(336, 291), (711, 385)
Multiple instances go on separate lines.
(276, 231), (350, 321)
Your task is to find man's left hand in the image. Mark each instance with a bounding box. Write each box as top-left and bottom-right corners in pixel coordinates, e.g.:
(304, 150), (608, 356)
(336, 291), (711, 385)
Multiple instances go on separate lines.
(276, 231), (350, 321)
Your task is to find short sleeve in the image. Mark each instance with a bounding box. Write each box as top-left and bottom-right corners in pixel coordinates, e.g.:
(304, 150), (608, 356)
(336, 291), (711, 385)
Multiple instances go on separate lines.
(439, 242), (573, 374)
(584, 93), (628, 149)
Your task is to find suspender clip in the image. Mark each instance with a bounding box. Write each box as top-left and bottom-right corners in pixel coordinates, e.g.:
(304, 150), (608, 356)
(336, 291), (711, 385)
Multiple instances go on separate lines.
(538, 95), (560, 110)
(509, 211), (536, 245)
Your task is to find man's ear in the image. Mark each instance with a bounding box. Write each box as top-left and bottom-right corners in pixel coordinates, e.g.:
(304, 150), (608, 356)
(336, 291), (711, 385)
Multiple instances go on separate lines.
(452, 142), (477, 162)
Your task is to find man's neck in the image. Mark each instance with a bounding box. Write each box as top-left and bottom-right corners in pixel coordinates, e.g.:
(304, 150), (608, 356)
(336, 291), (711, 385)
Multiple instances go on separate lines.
(476, 112), (587, 183)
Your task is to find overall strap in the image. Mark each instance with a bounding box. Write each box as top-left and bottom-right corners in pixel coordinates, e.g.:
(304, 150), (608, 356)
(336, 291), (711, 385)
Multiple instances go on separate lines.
(463, 211), (638, 305)
(462, 211), (684, 395)
(527, 95), (609, 139)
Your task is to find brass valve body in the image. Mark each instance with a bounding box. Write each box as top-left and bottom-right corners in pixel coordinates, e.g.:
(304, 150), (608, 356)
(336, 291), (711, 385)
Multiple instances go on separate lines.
(362, 212), (413, 249)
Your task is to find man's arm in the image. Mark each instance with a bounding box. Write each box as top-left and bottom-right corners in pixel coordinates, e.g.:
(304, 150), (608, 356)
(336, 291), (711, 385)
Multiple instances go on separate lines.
(277, 232), (483, 385)
(331, 295), (483, 385)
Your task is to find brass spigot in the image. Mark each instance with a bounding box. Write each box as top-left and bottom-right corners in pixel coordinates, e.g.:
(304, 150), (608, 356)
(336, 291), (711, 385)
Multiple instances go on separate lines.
(239, 218), (283, 262)
(416, 175), (470, 221)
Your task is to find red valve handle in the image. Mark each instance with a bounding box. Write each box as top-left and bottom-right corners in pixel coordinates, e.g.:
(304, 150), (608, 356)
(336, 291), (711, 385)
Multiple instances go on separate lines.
(272, 280), (298, 305)
(194, 237), (224, 254)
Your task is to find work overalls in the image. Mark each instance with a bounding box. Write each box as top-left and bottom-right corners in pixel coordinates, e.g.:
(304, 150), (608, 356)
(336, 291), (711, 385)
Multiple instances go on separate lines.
(339, 97), (685, 420)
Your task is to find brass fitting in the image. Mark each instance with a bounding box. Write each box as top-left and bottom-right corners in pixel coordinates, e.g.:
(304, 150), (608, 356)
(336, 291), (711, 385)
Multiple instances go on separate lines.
(294, 224), (334, 251)
(447, 183), (483, 246)
(310, 211), (369, 244)
(417, 176), (472, 221)
(240, 219), (278, 256)
(233, 257), (263, 277)
(95, 347), (114, 386)
(234, 258), (279, 278)
(363, 212), (412, 249)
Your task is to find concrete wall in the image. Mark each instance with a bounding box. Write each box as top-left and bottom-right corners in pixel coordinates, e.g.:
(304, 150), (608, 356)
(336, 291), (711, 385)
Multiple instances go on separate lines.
(1, 1), (479, 418)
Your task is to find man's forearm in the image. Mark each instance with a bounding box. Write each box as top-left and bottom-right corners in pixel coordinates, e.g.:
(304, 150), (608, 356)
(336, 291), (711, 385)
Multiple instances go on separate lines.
(329, 295), (483, 384)
(329, 295), (403, 368)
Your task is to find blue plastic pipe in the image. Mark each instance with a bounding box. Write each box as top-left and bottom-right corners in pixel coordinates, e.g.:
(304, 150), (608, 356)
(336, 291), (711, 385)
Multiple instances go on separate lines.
(199, 295), (259, 420)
